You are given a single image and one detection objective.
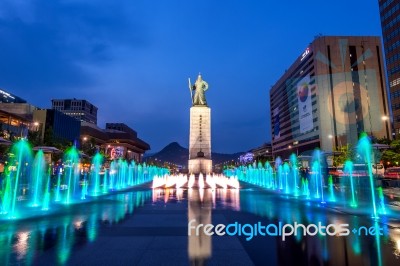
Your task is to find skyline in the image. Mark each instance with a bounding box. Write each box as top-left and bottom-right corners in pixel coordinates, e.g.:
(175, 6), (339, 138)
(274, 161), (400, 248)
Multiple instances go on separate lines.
(0, 0), (383, 153)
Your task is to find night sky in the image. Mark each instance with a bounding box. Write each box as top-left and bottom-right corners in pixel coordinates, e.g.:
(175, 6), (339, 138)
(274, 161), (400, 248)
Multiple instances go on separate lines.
(0, 0), (382, 153)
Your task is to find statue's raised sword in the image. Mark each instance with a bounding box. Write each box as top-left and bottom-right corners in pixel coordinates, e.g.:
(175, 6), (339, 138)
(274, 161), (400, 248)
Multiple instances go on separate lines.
(188, 78), (193, 104)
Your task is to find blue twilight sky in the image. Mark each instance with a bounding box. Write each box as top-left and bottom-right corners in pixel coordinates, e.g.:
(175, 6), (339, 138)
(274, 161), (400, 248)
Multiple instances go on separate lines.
(0, 0), (382, 153)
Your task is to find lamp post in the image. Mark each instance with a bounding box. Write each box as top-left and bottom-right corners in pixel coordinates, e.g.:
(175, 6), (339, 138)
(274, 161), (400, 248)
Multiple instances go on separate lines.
(32, 121), (42, 144)
(381, 115), (390, 139)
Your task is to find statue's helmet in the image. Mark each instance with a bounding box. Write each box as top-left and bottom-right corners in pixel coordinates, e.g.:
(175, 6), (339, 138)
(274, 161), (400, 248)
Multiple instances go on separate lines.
(197, 73), (202, 81)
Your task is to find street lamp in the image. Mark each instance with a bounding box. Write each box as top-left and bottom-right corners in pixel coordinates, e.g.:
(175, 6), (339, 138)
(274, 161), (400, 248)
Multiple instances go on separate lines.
(381, 115), (389, 121)
(32, 121), (40, 132)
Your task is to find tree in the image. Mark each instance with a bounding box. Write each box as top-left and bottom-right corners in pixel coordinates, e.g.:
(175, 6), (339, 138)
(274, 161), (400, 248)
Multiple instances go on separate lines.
(376, 137), (391, 145)
(381, 150), (400, 166)
(381, 139), (400, 167)
(389, 139), (400, 150)
(43, 126), (54, 146)
(333, 144), (354, 166)
(0, 145), (11, 161)
(27, 130), (41, 146)
(81, 137), (97, 157)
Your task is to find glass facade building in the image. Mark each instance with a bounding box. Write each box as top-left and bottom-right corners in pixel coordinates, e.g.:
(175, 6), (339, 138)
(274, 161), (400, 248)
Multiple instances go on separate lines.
(379, 0), (400, 135)
(52, 99), (98, 125)
(0, 88), (27, 103)
(33, 109), (81, 144)
(270, 36), (391, 158)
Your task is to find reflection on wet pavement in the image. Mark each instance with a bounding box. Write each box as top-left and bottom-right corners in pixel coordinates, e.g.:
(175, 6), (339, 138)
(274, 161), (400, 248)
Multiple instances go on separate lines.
(0, 183), (399, 265)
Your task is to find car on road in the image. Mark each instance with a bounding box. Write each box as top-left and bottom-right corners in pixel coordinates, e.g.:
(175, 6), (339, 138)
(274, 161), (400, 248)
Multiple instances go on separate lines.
(384, 167), (400, 180)
(337, 164), (368, 177)
(336, 163), (384, 177)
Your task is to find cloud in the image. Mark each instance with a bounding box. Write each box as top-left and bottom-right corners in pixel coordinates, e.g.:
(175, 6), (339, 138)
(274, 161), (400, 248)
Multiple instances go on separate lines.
(0, 0), (146, 96)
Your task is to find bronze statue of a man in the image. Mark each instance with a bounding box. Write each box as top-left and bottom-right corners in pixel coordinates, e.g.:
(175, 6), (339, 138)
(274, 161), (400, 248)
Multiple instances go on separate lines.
(189, 73), (209, 106)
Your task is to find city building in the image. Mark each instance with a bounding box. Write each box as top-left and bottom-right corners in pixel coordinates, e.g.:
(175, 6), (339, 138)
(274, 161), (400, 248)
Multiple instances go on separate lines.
(251, 143), (273, 162)
(80, 122), (150, 161)
(0, 88), (27, 103)
(105, 123), (137, 136)
(33, 109), (81, 144)
(379, 0), (400, 135)
(238, 143), (273, 165)
(0, 109), (30, 140)
(0, 103), (38, 121)
(51, 99), (98, 124)
(270, 36), (391, 158)
(80, 122), (109, 146)
(0, 89), (38, 140)
(105, 124), (150, 162)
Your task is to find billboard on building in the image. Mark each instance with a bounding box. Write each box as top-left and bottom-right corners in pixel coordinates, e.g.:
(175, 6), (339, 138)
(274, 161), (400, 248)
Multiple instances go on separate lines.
(240, 153), (254, 164)
(107, 146), (125, 160)
(273, 107), (280, 139)
(297, 75), (313, 133)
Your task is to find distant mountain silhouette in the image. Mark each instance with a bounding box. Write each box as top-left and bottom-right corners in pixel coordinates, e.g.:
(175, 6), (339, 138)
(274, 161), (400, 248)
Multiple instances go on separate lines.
(145, 142), (243, 166)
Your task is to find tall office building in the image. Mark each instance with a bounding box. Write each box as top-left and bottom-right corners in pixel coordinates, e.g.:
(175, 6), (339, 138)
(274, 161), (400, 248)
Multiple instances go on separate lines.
(51, 99), (98, 124)
(379, 0), (400, 135)
(270, 36), (391, 158)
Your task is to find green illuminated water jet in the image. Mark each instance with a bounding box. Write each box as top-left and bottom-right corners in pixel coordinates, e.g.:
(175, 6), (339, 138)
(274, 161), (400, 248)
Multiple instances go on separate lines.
(357, 133), (378, 218)
(344, 160), (357, 208)
(32, 150), (45, 207)
(90, 153), (103, 196)
(42, 168), (51, 211)
(63, 147), (80, 204)
(9, 139), (32, 218)
(328, 175), (336, 202)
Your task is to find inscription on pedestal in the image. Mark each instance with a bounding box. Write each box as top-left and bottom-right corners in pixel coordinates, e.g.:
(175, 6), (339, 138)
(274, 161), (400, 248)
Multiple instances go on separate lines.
(188, 106), (212, 174)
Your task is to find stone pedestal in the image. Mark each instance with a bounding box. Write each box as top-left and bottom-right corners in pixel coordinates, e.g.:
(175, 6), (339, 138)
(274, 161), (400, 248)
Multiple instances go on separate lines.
(188, 106), (212, 174)
(188, 158), (212, 175)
